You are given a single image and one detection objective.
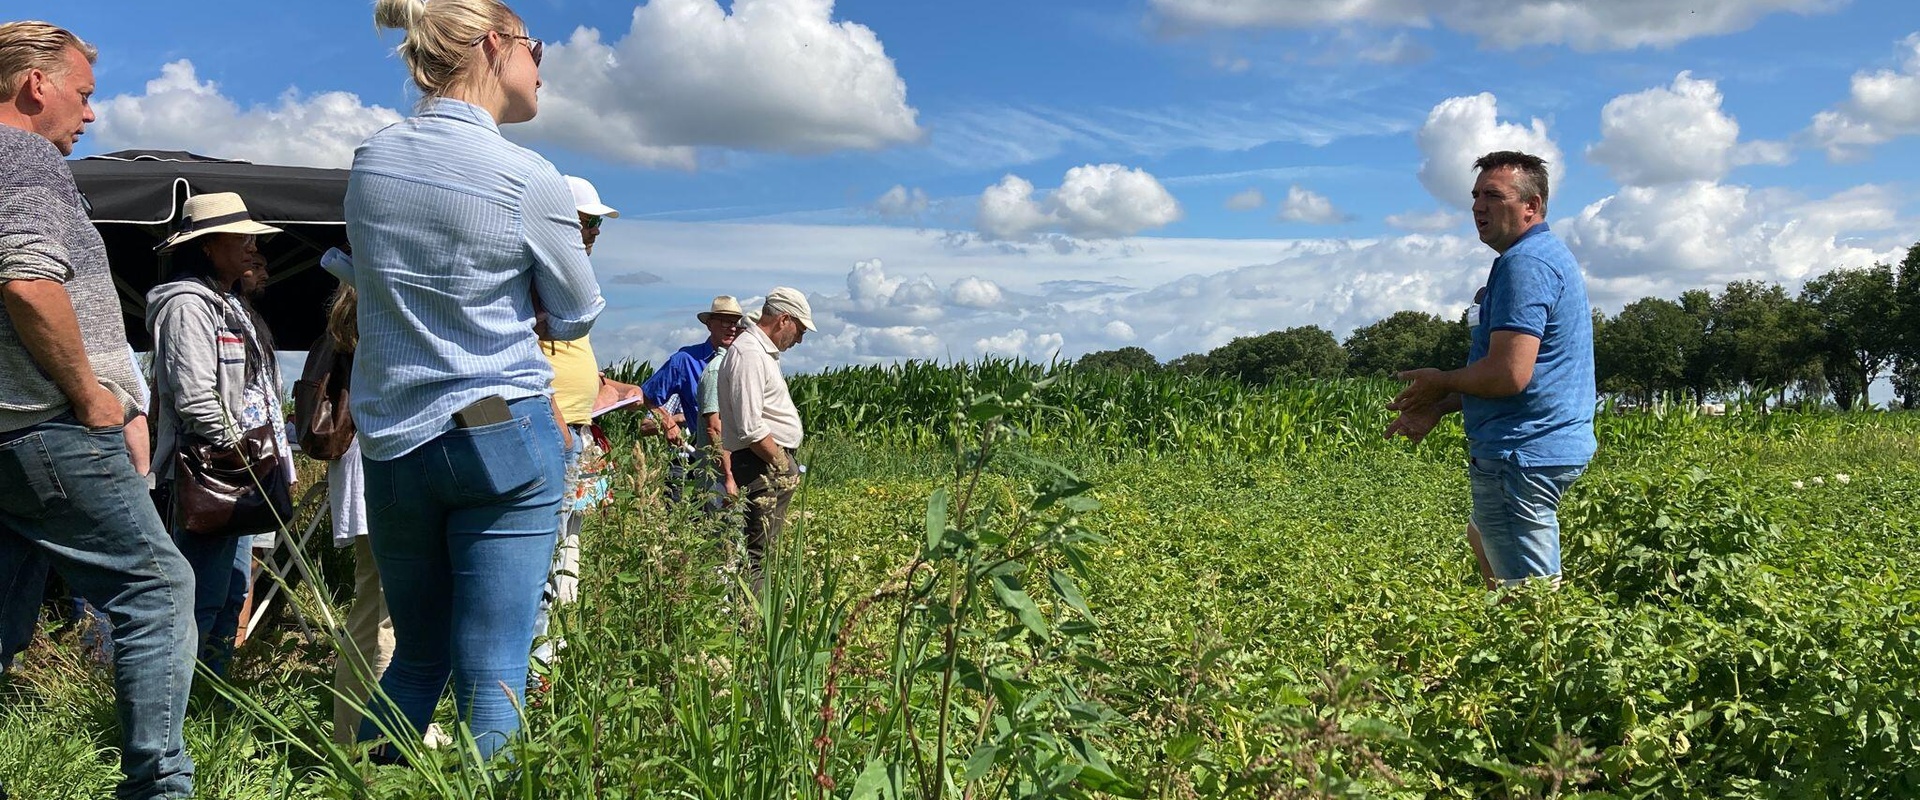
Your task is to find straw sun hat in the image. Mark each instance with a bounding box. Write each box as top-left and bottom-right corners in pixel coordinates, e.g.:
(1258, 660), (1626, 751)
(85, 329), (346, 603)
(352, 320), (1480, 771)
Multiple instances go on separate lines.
(698, 295), (745, 324)
(157, 192), (282, 252)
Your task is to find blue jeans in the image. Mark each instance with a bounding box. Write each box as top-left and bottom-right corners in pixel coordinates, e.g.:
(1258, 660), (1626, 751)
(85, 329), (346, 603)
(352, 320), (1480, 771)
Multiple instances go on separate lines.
(169, 532), (248, 678)
(0, 544), (49, 672)
(1468, 457), (1586, 586)
(357, 396), (565, 759)
(0, 415), (197, 798)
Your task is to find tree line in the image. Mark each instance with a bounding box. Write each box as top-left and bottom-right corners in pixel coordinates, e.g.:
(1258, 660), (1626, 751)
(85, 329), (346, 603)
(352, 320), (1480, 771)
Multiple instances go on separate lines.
(1077, 242), (1920, 411)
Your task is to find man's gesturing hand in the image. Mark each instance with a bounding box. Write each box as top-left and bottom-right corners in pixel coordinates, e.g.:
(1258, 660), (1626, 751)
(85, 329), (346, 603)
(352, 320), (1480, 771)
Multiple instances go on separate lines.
(1388, 368), (1451, 413)
(1384, 403), (1445, 444)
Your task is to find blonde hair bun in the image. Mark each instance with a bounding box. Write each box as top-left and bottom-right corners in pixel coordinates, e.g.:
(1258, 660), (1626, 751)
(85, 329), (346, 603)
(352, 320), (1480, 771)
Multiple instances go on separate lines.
(373, 0), (429, 33)
(371, 0), (521, 98)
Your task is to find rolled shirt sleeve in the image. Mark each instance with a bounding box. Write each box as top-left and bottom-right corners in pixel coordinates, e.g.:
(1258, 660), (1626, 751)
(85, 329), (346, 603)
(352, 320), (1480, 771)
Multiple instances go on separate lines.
(0, 188), (78, 284)
(320, 247), (355, 287)
(522, 167), (604, 342)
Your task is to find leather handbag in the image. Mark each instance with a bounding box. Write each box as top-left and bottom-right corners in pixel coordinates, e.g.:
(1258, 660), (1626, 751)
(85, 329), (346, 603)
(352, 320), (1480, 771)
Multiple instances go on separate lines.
(293, 334), (355, 461)
(171, 424), (294, 537)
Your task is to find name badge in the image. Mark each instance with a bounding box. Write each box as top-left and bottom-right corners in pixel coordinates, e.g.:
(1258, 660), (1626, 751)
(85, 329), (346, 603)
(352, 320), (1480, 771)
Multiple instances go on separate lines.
(1466, 303), (1482, 328)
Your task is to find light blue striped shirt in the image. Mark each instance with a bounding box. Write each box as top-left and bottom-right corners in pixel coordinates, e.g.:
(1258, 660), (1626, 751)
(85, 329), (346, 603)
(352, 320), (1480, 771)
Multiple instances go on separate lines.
(335, 98), (604, 461)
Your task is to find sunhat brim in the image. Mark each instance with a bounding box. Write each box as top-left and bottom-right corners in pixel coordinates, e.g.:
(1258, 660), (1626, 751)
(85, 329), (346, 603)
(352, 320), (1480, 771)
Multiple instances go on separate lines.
(157, 219), (283, 253)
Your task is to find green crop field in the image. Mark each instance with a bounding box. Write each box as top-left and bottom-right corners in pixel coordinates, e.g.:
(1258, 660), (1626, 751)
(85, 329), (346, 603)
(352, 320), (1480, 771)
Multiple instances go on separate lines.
(4, 361), (1917, 799)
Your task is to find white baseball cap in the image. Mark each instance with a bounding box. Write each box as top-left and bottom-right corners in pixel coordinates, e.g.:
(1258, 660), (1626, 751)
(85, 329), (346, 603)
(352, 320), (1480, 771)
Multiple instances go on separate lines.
(564, 175), (619, 218)
(762, 287), (816, 332)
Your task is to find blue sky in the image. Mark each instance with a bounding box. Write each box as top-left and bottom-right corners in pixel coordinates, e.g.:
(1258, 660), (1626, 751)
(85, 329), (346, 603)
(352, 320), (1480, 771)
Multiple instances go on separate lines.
(30, 0), (1920, 385)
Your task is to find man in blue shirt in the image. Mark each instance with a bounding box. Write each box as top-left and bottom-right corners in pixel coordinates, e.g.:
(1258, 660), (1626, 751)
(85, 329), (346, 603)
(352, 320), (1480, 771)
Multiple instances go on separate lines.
(642, 296), (745, 503)
(1386, 150), (1596, 589)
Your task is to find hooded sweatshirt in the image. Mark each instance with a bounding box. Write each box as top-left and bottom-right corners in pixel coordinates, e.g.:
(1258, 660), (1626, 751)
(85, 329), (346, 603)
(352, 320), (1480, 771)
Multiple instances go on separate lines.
(145, 275), (287, 483)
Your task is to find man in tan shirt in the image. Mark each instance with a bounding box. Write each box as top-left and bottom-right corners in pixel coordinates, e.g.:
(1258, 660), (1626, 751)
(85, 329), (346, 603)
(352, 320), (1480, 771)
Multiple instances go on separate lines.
(716, 288), (813, 576)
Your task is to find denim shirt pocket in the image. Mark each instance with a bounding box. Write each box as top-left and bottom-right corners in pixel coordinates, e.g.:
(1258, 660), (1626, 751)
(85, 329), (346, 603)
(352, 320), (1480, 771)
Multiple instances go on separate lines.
(0, 433), (69, 518)
(441, 416), (547, 503)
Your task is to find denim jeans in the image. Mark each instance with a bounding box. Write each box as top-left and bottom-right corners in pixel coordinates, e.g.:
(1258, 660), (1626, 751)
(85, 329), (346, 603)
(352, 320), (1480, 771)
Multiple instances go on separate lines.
(1467, 456), (1586, 586)
(169, 531), (248, 678)
(0, 415), (197, 798)
(0, 544), (48, 672)
(357, 396), (564, 759)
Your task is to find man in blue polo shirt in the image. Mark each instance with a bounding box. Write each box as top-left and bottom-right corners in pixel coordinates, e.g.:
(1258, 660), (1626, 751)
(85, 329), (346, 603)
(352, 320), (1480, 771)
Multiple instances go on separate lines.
(642, 296), (745, 504)
(1385, 150), (1596, 589)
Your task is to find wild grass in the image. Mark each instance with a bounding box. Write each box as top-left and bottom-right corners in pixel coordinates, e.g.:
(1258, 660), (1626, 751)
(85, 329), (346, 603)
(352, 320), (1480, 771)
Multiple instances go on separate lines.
(3, 361), (1917, 798)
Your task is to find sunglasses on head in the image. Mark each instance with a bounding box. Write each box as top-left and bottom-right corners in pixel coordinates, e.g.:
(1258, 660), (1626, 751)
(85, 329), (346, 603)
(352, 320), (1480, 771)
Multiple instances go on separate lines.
(472, 32), (543, 66)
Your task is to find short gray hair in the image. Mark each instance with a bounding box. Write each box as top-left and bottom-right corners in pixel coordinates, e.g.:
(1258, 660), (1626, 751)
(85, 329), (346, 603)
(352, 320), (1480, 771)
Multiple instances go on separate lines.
(0, 21), (96, 98)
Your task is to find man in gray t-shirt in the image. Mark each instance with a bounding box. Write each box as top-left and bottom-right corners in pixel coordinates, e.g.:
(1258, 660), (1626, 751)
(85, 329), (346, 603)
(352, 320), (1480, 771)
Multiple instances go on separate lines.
(0, 22), (197, 799)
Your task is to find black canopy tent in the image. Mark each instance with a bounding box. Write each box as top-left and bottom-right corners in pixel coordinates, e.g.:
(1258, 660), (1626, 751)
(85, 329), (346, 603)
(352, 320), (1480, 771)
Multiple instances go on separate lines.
(69, 150), (348, 351)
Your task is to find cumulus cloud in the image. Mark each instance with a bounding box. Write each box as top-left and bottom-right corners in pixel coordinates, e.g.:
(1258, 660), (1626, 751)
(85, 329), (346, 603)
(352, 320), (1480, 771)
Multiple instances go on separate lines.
(1809, 32), (1920, 160)
(90, 60), (400, 169)
(948, 276), (1006, 308)
(514, 0), (921, 167)
(873, 185), (930, 219)
(1149, 0), (1841, 51)
(1277, 185), (1351, 224)
(583, 189), (1906, 375)
(1385, 208), (1466, 233)
(1414, 93), (1562, 210)
(1224, 187), (1266, 211)
(1559, 181), (1903, 290)
(977, 164), (1182, 240)
(976, 329), (1065, 361)
(857, 326), (946, 359)
(1587, 72), (1790, 187)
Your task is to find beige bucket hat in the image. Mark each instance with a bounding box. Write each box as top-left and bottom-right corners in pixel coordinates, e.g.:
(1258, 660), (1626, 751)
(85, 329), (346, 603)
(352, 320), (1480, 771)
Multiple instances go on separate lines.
(158, 192), (282, 252)
(698, 295), (745, 324)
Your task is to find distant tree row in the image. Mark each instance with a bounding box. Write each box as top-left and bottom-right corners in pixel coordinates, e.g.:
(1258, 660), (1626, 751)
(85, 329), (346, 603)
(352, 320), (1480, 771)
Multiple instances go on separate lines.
(1076, 242), (1920, 411)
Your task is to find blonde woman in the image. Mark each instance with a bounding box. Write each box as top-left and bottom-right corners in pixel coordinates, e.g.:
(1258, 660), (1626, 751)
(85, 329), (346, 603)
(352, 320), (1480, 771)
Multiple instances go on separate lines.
(331, 0), (603, 759)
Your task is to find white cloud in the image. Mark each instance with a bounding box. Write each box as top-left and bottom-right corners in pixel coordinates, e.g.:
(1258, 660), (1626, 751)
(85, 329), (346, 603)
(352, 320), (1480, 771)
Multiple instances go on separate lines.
(1149, 0), (1842, 51)
(873, 184), (930, 218)
(978, 175), (1057, 240)
(1224, 187), (1266, 211)
(1385, 208), (1465, 233)
(1414, 93), (1562, 211)
(856, 326), (946, 359)
(1809, 33), (1920, 160)
(977, 164), (1183, 240)
(948, 276), (1006, 308)
(1559, 181), (1904, 291)
(976, 328), (1065, 361)
(90, 60), (401, 169)
(581, 184), (1905, 375)
(513, 0), (921, 167)
(1587, 72), (1790, 187)
(1277, 185), (1351, 224)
